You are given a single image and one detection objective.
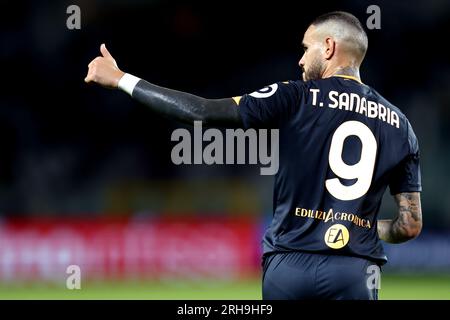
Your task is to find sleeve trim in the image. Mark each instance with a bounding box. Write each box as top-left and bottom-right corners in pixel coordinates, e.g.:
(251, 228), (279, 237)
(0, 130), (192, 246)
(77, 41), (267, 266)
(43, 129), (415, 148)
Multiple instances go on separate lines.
(232, 96), (242, 105)
(118, 73), (141, 96)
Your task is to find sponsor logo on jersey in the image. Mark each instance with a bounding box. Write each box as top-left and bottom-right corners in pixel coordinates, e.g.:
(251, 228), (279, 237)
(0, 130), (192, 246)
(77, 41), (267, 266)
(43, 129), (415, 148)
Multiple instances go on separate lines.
(294, 207), (371, 229)
(324, 224), (349, 249)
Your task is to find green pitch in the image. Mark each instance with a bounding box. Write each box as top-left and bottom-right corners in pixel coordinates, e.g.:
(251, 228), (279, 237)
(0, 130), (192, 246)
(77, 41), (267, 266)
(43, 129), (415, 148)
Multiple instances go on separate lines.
(0, 274), (448, 300)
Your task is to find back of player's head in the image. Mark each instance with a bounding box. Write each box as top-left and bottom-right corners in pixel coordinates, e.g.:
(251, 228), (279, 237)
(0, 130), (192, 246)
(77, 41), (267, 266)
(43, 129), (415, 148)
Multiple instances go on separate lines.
(310, 11), (368, 65)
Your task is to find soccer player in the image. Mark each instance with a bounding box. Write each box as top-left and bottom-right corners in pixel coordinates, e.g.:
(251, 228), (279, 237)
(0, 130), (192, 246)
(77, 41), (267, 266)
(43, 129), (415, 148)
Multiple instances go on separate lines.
(85, 11), (422, 299)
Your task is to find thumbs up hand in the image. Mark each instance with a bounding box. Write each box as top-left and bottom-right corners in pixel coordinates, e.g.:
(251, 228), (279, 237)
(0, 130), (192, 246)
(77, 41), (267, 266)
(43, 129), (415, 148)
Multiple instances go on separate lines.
(85, 44), (125, 89)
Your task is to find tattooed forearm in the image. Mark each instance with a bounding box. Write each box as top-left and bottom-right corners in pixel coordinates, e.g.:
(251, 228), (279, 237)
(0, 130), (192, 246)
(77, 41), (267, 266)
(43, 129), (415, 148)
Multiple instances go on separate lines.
(378, 192), (422, 243)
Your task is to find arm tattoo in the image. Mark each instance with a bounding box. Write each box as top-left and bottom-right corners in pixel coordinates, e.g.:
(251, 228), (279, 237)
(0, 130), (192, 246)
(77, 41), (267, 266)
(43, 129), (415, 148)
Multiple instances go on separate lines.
(378, 192), (422, 243)
(396, 192), (422, 223)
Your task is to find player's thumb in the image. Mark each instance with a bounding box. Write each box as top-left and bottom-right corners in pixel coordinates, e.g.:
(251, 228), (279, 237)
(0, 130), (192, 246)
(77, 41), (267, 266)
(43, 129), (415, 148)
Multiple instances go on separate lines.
(100, 43), (113, 59)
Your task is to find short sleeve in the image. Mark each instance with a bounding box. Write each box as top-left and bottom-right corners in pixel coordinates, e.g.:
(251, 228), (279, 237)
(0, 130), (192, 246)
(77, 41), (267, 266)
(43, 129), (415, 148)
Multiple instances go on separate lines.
(236, 81), (301, 129)
(389, 122), (422, 194)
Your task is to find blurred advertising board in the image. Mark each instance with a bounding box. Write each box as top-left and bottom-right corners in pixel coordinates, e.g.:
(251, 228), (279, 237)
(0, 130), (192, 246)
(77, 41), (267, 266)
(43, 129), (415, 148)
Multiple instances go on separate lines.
(0, 216), (261, 282)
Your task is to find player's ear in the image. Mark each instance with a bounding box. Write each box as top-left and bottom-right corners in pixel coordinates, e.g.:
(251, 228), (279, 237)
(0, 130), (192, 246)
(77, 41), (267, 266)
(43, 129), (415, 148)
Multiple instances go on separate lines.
(324, 37), (336, 60)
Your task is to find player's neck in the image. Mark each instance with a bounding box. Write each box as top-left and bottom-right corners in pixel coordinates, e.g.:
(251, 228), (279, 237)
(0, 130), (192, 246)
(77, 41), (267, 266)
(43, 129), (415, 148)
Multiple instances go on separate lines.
(324, 65), (361, 82)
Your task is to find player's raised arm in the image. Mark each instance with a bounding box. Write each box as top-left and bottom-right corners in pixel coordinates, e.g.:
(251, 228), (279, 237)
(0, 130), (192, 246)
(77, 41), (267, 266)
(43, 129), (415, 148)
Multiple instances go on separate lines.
(85, 44), (243, 127)
(377, 192), (422, 243)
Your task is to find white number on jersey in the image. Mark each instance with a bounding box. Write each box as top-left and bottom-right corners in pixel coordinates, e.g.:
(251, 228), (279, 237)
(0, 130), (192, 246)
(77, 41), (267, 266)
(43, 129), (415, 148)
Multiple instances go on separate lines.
(326, 121), (377, 201)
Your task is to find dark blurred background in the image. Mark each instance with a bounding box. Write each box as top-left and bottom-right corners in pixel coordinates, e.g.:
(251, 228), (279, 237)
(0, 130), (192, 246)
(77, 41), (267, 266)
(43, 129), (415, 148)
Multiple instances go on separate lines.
(0, 0), (449, 297)
(1, 0), (449, 226)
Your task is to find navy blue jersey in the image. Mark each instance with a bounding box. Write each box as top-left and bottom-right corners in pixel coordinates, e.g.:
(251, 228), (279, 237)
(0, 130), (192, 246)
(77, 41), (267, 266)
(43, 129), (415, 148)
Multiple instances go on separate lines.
(236, 76), (422, 264)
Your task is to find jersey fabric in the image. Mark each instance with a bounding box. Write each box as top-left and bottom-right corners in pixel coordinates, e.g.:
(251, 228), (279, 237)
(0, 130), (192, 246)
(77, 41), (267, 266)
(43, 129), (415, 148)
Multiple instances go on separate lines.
(237, 76), (422, 265)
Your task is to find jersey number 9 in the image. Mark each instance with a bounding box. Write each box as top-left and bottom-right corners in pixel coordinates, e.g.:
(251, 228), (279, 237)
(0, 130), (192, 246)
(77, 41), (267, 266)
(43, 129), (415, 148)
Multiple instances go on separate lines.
(326, 121), (377, 201)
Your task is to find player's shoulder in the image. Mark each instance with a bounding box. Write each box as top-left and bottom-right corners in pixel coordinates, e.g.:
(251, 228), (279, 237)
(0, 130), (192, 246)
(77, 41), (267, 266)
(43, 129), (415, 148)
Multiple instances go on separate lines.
(287, 77), (356, 96)
(259, 79), (307, 100)
(275, 79), (305, 91)
(272, 77), (336, 91)
(275, 79), (317, 99)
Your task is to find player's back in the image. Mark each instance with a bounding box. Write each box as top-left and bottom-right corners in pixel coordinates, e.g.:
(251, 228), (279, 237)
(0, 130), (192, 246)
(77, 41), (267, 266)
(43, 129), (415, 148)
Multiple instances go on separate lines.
(247, 76), (421, 264)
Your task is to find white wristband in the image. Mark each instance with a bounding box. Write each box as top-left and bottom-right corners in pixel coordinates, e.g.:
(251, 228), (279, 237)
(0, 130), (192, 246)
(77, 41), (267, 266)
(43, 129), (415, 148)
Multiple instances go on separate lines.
(118, 73), (141, 96)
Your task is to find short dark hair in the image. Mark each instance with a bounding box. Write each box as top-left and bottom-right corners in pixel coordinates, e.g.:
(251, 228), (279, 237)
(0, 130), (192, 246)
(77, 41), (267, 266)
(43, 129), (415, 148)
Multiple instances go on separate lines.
(311, 11), (365, 33)
(310, 11), (368, 63)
